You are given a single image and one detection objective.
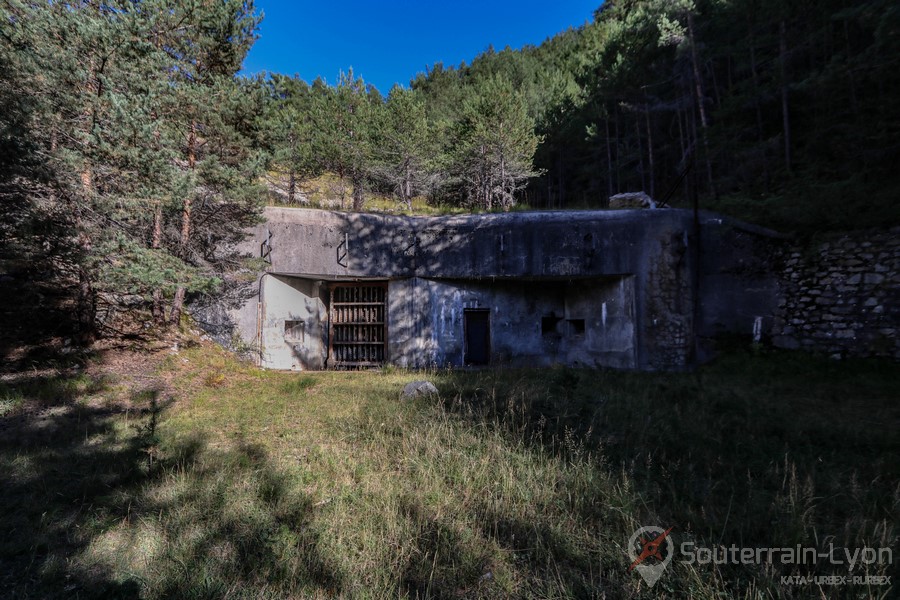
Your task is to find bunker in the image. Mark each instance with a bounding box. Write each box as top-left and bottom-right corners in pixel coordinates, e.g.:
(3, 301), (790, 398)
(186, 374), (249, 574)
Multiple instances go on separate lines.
(226, 207), (781, 371)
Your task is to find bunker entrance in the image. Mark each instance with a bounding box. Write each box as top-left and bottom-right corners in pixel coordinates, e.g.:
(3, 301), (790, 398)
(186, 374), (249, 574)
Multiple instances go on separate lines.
(327, 282), (387, 369)
(464, 309), (491, 366)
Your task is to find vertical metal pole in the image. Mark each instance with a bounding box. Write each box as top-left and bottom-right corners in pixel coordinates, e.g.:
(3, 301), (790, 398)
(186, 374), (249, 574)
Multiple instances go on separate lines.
(691, 183), (702, 366)
(327, 284), (334, 369)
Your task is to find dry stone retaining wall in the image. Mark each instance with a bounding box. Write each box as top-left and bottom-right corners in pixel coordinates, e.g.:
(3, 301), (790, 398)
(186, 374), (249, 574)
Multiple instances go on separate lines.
(772, 228), (900, 360)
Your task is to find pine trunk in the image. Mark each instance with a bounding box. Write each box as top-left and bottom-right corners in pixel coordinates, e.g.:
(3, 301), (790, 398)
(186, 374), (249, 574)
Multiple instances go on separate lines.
(676, 104), (689, 205)
(557, 152), (565, 208)
(170, 121), (197, 326)
(499, 154), (507, 210)
(403, 160), (412, 210)
(352, 171), (365, 211)
(635, 120), (646, 193)
(151, 200), (165, 324)
(288, 169), (296, 204)
(747, 19), (770, 189)
(645, 105), (655, 199)
(76, 59), (98, 343)
(688, 12), (716, 197)
(150, 107), (165, 324)
(613, 108), (621, 194)
(779, 19), (792, 175)
(338, 166), (346, 209)
(288, 133), (297, 204)
(605, 118), (614, 201)
(77, 266), (96, 345)
(170, 287), (186, 328)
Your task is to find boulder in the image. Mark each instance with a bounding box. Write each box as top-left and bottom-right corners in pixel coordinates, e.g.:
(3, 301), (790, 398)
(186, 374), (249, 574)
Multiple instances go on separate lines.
(401, 380), (439, 399)
(609, 191), (657, 209)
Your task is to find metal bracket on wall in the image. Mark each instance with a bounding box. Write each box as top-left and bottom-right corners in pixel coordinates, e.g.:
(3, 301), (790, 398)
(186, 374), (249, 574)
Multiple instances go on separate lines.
(336, 233), (349, 267)
(260, 228), (273, 264)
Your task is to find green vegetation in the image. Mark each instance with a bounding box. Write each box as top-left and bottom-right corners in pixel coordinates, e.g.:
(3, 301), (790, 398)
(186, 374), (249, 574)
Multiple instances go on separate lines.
(0, 1), (266, 340)
(3, 1), (898, 339)
(259, 70), (540, 214)
(1, 5), (896, 597)
(260, 0), (900, 232)
(1, 345), (896, 598)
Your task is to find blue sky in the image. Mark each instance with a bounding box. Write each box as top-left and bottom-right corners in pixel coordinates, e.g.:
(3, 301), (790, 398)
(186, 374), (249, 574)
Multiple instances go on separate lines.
(240, 0), (599, 93)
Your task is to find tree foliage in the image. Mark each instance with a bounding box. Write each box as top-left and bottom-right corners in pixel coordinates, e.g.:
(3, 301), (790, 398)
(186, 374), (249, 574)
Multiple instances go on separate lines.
(0, 0), (265, 338)
(446, 76), (540, 210)
(3, 0), (898, 344)
(373, 85), (433, 210)
(398, 0), (900, 228)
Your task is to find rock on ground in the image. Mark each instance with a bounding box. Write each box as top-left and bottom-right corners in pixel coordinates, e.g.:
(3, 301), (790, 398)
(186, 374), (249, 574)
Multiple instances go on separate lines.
(401, 380), (439, 399)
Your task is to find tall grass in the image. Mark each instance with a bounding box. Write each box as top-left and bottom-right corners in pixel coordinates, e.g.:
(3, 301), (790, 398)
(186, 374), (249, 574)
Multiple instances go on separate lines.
(0, 345), (896, 598)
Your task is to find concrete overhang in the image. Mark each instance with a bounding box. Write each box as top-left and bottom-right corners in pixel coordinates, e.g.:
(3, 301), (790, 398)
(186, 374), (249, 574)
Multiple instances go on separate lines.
(245, 206), (702, 281)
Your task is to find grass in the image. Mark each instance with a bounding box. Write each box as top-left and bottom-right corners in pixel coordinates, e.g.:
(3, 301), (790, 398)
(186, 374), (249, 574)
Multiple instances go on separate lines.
(265, 172), (457, 216)
(0, 345), (897, 598)
(263, 171), (551, 217)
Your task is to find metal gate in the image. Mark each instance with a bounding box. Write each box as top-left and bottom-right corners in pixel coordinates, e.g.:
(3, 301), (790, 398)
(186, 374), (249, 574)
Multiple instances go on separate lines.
(327, 282), (387, 369)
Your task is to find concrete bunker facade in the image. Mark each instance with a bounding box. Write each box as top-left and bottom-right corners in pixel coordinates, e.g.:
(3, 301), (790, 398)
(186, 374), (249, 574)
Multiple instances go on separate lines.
(230, 207), (779, 371)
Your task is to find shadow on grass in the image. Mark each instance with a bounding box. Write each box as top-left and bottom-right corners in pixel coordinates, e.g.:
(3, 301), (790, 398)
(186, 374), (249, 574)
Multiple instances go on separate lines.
(0, 262), (84, 373)
(431, 349), (900, 595)
(0, 382), (157, 597)
(398, 496), (488, 599)
(395, 496), (605, 599)
(0, 376), (341, 599)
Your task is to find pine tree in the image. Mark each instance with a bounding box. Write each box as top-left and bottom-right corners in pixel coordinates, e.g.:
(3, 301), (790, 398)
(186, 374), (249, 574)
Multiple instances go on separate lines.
(448, 76), (540, 210)
(262, 75), (319, 204)
(0, 0), (265, 338)
(313, 70), (379, 211)
(373, 85), (433, 210)
(165, 0), (263, 325)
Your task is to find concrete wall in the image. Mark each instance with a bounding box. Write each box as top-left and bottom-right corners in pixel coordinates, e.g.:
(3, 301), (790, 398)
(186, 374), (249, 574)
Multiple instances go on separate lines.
(386, 277), (636, 369)
(238, 207), (700, 370)
(208, 207), (900, 370)
(245, 207), (686, 281)
(696, 218), (785, 360)
(225, 207), (835, 371)
(243, 217), (900, 370)
(260, 275), (328, 370)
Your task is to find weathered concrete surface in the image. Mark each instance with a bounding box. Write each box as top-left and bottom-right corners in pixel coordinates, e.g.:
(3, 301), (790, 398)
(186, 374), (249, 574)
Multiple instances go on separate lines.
(247, 207), (689, 281)
(696, 217), (786, 361)
(387, 276), (636, 369)
(260, 275), (328, 370)
(228, 207), (791, 371)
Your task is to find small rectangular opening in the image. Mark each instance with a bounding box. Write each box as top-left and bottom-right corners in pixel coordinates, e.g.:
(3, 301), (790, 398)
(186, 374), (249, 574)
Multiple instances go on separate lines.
(541, 315), (562, 336)
(284, 320), (305, 342)
(567, 319), (585, 335)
